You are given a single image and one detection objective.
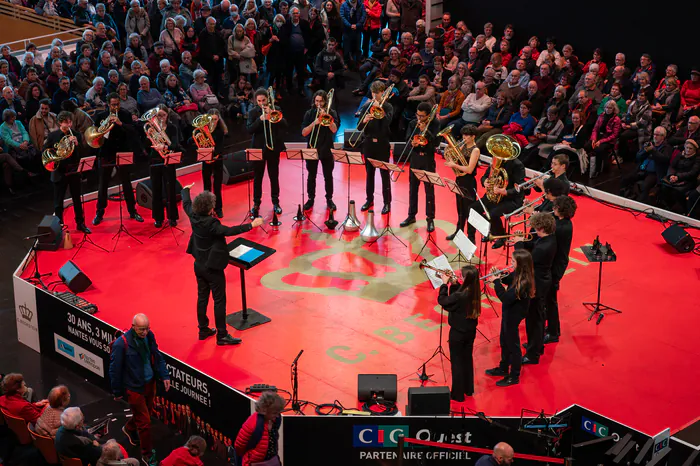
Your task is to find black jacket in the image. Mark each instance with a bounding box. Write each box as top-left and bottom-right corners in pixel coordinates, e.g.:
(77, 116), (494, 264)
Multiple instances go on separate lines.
(405, 118), (439, 168)
(552, 217), (573, 283)
(280, 19), (310, 53)
(480, 158), (526, 205)
(359, 101), (393, 159)
(302, 107), (339, 157)
(44, 128), (83, 182)
(183, 188), (252, 270)
(438, 283), (479, 334)
(55, 427), (101, 466)
(668, 155), (700, 186)
(93, 108), (134, 159)
(494, 273), (531, 318)
(515, 234), (557, 297)
(246, 104), (287, 153)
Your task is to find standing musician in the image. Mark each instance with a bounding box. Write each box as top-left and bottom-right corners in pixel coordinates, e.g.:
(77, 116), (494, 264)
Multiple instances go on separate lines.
(512, 212), (557, 365)
(445, 126), (481, 241)
(246, 88), (287, 218)
(437, 265), (480, 401)
(301, 90), (339, 212)
(149, 104), (181, 228)
(201, 109), (228, 219)
(92, 93), (144, 226)
(400, 102), (440, 232)
(360, 80), (394, 215)
(544, 195), (577, 344)
(484, 249), (535, 387)
(181, 185), (264, 346)
(45, 111), (90, 233)
(523, 178), (568, 217)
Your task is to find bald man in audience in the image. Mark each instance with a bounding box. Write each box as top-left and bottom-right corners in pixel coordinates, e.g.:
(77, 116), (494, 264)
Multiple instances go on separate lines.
(475, 442), (514, 465)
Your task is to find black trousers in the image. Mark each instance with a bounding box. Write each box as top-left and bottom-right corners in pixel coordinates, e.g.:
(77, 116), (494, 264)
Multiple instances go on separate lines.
(524, 292), (548, 360)
(617, 129), (638, 162)
(150, 164), (178, 222)
(202, 160), (223, 211)
(286, 51), (307, 92)
(466, 197), (518, 240)
(253, 152), (280, 206)
(365, 156), (392, 205)
(53, 174), (84, 225)
(499, 308), (525, 377)
(361, 28), (379, 58)
(96, 162), (137, 215)
(306, 157), (334, 201)
(620, 170), (658, 203)
(545, 279), (561, 337)
(407, 163), (436, 219)
(194, 262), (229, 337)
(448, 327), (476, 399)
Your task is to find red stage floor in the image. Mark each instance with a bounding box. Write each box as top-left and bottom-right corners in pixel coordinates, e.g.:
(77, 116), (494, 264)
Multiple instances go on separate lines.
(22, 158), (700, 435)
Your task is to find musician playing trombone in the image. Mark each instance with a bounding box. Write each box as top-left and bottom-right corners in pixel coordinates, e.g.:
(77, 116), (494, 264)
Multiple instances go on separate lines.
(148, 104), (181, 228)
(400, 102), (440, 232)
(445, 126), (481, 241)
(301, 90), (339, 211)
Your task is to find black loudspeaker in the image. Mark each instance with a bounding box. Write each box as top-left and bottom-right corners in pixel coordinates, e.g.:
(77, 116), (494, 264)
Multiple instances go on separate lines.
(37, 215), (62, 251)
(357, 374), (397, 402)
(222, 151), (254, 185)
(661, 224), (694, 253)
(58, 260), (92, 293)
(406, 386), (451, 416)
(136, 178), (183, 211)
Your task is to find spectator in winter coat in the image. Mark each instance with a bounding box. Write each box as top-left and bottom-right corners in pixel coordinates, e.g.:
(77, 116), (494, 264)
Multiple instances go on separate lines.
(587, 99), (622, 177)
(0, 373), (48, 423)
(362, 0), (382, 59)
(126, 1), (153, 50)
(619, 126), (672, 203)
(161, 0), (192, 30)
(314, 38), (346, 91)
(617, 91), (653, 162)
(71, 0), (91, 27)
(399, 0), (423, 36)
(340, 0), (366, 67)
(599, 83), (627, 116)
(93, 3), (119, 41)
(235, 392), (284, 466)
(495, 70), (526, 105)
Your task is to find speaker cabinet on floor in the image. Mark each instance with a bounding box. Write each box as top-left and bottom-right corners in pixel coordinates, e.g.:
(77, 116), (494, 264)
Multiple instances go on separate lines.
(37, 215), (62, 251)
(406, 386), (451, 416)
(357, 374), (397, 402)
(661, 224), (694, 253)
(136, 179), (183, 211)
(58, 260), (92, 293)
(222, 151), (254, 185)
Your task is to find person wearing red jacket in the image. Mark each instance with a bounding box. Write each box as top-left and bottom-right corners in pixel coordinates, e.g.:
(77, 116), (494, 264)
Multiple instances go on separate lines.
(362, 0), (382, 59)
(680, 68), (700, 120)
(161, 436), (207, 466)
(0, 373), (48, 423)
(235, 392), (284, 466)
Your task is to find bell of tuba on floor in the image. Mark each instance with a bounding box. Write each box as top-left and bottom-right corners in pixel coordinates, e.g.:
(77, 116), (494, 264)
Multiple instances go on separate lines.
(360, 209), (381, 241)
(42, 130), (76, 171)
(484, 134), (521, 203)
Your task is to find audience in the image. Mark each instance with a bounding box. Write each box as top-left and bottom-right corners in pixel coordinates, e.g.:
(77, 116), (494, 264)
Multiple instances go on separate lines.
(55, 407), (103, 466)
(0, 373), (48, 423)
(33, 384), (71, 438)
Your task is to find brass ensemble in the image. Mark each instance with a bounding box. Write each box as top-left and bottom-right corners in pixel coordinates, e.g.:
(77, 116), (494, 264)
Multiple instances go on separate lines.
(262, 87), (283, 150)
(348, 83), (394, 148)
(515, 169), (553, 193)
(85, 111), (118, 148)
(42, 129), (75, 171)
(391, 104), (438, 182)
(418, 259), (459, 284)
(140, 108), (172, 159)
(484, 134), (521, 203)
(310, 89), (334, 149)
(479, 264), (515, 281)
(192, 113), (216, 149)
(437, 124), (469, 177)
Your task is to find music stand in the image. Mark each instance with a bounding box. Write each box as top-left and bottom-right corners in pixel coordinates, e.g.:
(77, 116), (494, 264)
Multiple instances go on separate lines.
(196, 148), (214, 163)
(150, 152), (185, 244)
(226, 238), (276, 330)
(582, 243), (621, 324)
(71, 156), (108, 260)
(242, 149), (263, 223)
(444, 178), (470, 264)
(287, 149), (322, 232)
(411, 169), (446, 260)
(333, 149), (364, 234)
(112, 152), (142, 252)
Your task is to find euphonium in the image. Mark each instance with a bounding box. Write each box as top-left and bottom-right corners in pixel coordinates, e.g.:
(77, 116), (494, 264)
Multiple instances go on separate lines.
(484, 134), (521, 203)
(437, 125), (468, 177)
(192, 114), (215, 149)
(140, 108), (172, 158)
(85, 111), (117, 148)
(42, 130), (75, 171)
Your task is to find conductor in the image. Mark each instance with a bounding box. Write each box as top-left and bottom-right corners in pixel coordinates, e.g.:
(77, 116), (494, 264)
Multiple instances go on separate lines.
(182, 184), (264, 346)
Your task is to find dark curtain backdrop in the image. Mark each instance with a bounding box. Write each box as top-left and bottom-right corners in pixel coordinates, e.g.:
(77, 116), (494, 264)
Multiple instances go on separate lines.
(443, 0), (697, 80)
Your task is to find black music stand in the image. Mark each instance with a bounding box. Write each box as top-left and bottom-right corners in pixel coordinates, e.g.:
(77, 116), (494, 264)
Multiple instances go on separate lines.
(112, 152), (142, 252)
(150, 152), (185, 244)
(333, 149), (364, 234)
(411, 169), (446, 260)
(582, 242), (621, 324)
(444, 178), (471, 264)
(226, 238), (276, 330)
(71, 156), (108, 260)
(242, 149), (263, 223)
(196, 147), (214, 163)
(287, 149), (322, 232)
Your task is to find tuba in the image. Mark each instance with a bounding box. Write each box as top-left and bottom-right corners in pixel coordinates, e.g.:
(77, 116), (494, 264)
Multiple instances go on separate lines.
(140, 108), (172, 159)
(484, 134), (521, 203)
(85, 111), (117, 148)
(437, 125), (469, 177)
(42, 130), (76, 171)
(192, 114), (215, 149)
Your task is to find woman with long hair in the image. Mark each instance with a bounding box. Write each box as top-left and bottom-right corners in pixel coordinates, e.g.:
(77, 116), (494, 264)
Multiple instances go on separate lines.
(485, 249), (535, 387)
(445, 125), (481, 242)
(323, 1), (343, 46)
(201, 108), (228, 218)
(437, 264), (481, 401)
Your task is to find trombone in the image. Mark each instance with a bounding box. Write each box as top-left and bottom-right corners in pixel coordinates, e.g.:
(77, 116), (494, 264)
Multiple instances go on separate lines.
(486, 231), (533, 245)
(479, 264), (515, 281)
(262, 86), (283, 150)
(310, 89), (334, 149)
(504, 194), (544, 219)
(418, 259), (460, 284)
(348, 83), (394, 148)
(508, 211), (553, 229)
(515, 169), (552, 193)
(391, 104), (438, 182)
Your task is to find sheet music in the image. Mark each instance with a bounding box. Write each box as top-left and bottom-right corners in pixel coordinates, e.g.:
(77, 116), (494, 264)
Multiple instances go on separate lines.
(468, 208), (490, 237)
(423, 254), (453, 289)
(452, 230), (476, 260)
(229, 245), (264, 263)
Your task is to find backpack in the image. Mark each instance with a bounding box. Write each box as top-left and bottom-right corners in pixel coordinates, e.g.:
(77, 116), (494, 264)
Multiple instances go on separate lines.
(230, 413), (266, 466)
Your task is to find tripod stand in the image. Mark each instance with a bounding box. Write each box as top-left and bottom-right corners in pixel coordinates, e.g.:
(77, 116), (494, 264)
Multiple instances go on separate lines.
(23, 236), (52, 289)
(289, 149), (322, 233)
(71, 156), (108, 260)
(333, 150), (364, 235)
(416, 304), (450, 383)
(111, 153), (142, 252)
(582, 243), (621, 324)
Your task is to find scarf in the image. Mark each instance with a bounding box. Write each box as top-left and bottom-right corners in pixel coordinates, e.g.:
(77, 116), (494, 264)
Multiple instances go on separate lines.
(442, 89), (458, 108)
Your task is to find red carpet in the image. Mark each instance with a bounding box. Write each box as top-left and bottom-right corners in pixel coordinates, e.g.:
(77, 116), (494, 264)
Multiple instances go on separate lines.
(22, 158), (700, 435)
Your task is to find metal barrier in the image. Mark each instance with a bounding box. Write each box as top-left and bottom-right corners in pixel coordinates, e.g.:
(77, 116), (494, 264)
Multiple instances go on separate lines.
(0, 1), (89, 49)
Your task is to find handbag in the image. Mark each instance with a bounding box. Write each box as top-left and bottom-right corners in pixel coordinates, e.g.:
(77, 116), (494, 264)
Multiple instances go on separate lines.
(176, 102), (199, 113)
(204, 94), (219, 105)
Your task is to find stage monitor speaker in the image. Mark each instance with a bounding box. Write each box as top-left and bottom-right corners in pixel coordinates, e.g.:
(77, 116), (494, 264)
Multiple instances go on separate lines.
(222, 151), (254, 185)
(661, 224), (694, 253)
(37, 215), (62, 251)
(406, 386), (450, 416)
(357, 374), (397, 402)
(136, 178), (183, 211)
(58, 260), (92, 293)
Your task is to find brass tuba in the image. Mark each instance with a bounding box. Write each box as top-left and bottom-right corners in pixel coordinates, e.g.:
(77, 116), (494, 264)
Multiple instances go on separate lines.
(140, 108), (172, 159)
(192, 113), (215, 149)
(484, 134), (521, 203)
(437, 125), (469, 177)
(42, 130), (76, 171)
(85, 111), (117, 148)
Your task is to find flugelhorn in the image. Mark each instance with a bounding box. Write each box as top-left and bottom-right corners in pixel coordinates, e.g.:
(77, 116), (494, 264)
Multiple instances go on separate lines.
(392, 104), (438, 182)
(348, 83), (394, 148)
(515, 169), (553, 193)
(479, 264), (515, 281)
(85, 110), (117, 148)
(192, 113), (215, 150)
(140, 108), (172, 159)
(42, 129), (75, 171)
(310, 89), (334, 149)
(418, 259), (459, 284)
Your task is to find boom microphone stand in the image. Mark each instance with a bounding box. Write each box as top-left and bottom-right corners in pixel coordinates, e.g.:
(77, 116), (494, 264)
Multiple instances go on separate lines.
(283, 350), (305, 415)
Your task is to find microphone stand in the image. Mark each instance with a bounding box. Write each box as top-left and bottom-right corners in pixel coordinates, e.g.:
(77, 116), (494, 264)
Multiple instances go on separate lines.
(283, 350), (305, 415)
(23, 235), (52, 289)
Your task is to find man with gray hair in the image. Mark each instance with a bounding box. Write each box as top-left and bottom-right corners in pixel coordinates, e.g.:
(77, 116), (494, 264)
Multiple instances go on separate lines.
(55, 407), (103, 466)
(570, 72), (602, 112)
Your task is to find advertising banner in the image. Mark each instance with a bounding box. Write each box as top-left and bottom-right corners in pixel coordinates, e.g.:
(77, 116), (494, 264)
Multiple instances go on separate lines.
(13, 275), (40, 353)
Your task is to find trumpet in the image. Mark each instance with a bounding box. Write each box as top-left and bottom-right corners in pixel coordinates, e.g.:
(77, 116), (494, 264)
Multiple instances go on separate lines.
(504, 194), (545, 219)
(42, 129), (75, 171)
(515, 169), (553, 193)
(140, 108), (172, 159)
(508, 211), (553, 229)
(310, 89), (334, 149)
(418, 260), (460, 284)
(85, 110), (117, 148)
(348, 83), (394, 148)
(479, 264), (515, 281)
(262, 87), (283, 151)
(486, 231), (533, 245)
(392, 104), (438, 182)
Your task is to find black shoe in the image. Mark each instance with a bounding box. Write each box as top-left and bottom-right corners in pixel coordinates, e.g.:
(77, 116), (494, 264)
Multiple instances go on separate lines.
(361, 201), (373, 212)
(198, 328), (217, 340)
(92, 214), (104, 226)
(273, 204), (282, 215)
(130, 212), (144, 222)
(485, 367), (509, 377)
(543, 333), (560, 344)
(122, 425), (139, 445)
(522, 356), (539, 365)
(496, 376), (520, 387)
(446, 231), (458, 241)
(399, 216), (416, 228)
(327, 200), (337, 211)
(168, 219), (177, 227)
(217, 334), (242, 346)
(76, 223), (91, 234)
(250, 205), (260, 218)
(381, 203), (390, 215)
(303, 199), (314, 211)
(491, 238), (506, 249)
(214, 209), (224, 218)
(154, 220), (163, 228)
(450, 395), (465, 402)
(426, 218), (435, 232)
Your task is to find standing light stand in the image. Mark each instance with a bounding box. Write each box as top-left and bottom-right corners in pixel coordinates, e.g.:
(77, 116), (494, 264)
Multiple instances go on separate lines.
(111, 152), (142, 252)
(70, 156), (109, 260)
(333, 149), (364, 234)
(242, 149), (263, 224)
(416, 299), (450, 383)
(287, 149), (322, 233)
(149, 152), (184, 244)
(365, 158), (406, 247)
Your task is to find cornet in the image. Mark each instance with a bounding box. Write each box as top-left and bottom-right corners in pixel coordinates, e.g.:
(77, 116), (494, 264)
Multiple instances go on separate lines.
(515, 169), (553, 193)
(392, 104), (438, 182)
(348, 83), (394, 148)
(479, 264), (515, 281)
(310, 89), (334, 149)
(418, 260), (460, 284)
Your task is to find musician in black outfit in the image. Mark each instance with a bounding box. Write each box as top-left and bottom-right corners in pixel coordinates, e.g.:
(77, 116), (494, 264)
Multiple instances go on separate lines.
(467, 157), (526, 248)
(149, 104), (181, 228)
(246, 88), (288, 218)
(93, 93), (144, 225)
(544, 195), (577, 344)
(301, 90), (339, 211)
(513, 212), (557, 364)
(445, 126), (481, 241)
(530, 153), (570, 195)
(201, 109), (227, 218)
(182, 185), (264, 346)
(360, 80), (394, 215)
(523, 177), (568, 218)
(485, 249), (535, 387)
(45, 111), (90, 233)
(400, 102), (439, 232)
(437, 265), (480, 401)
